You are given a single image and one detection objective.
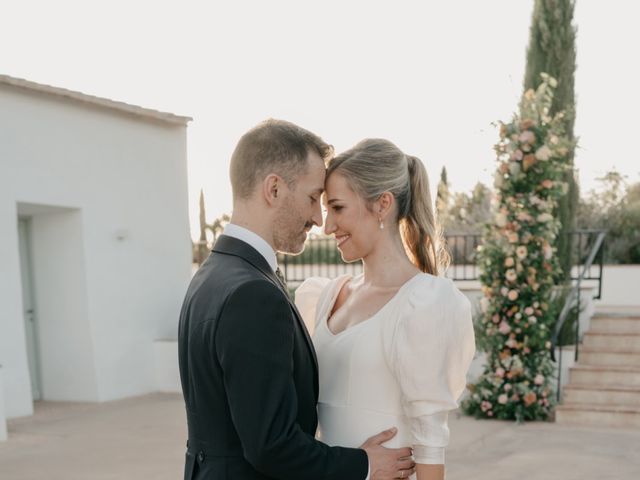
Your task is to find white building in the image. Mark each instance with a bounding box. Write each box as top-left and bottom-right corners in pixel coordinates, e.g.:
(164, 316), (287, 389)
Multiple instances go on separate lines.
(0, 75), (192, 423)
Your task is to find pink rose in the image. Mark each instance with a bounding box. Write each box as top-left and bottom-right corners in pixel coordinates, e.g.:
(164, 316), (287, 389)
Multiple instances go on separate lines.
(499, 321), (511, 335)
(519, 131), (536, 144)
(512, 149), (524, 161)
(508, 290), (519, 301)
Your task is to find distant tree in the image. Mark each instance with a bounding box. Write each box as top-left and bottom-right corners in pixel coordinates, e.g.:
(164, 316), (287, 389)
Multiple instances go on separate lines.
(193, 189), (231, 264)
(210, 213), (231, 242)
(444, 182), (493, 234)
(195, 189), (209, 264)
(436, 167), (452, 229)
(524, 0), (578, 281)
(577, 171), (640, 264)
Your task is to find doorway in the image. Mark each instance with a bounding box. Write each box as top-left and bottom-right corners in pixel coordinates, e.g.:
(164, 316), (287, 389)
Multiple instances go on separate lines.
(17, 217), (42, 401)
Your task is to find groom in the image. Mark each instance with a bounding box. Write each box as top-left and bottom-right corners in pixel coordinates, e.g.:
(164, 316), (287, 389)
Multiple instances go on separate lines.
(178, 119), (414, 479)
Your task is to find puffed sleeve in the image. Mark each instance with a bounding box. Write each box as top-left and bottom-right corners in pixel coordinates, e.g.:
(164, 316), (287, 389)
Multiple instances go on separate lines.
(385, 277), (475, 464)
(294, 277), (332, 336)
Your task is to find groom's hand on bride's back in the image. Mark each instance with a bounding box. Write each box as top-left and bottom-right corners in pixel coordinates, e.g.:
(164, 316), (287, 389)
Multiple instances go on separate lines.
(360, 427), (416, 480)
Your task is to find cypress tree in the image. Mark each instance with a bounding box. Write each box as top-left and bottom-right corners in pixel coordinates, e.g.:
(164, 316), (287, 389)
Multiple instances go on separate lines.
(197, 189), (208, 263)
(523, 0), (578, 281)
(436, 166), (451, 231)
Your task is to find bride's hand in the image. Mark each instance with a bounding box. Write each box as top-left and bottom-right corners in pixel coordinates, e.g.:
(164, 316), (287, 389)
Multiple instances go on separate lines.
(360, 427), (416, 480)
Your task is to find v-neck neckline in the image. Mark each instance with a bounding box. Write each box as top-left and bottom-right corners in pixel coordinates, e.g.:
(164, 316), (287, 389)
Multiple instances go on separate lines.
(323, 273), (422, 337)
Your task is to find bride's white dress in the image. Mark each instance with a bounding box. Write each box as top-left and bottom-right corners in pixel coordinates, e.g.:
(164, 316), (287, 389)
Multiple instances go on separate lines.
(295, 273), (475, 472)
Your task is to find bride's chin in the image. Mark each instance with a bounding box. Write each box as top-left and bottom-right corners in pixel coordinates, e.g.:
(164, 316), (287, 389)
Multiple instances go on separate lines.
(339, 250), (357, 263)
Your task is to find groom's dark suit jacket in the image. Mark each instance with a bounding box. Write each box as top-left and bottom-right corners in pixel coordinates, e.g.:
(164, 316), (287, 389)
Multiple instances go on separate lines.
(178, 235), (368, 480)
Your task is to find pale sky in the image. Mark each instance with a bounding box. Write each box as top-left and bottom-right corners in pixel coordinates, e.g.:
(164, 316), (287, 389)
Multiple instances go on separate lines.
(1, 0), (638, 239)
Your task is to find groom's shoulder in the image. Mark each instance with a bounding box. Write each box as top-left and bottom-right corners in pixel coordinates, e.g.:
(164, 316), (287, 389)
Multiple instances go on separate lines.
(192, 252), (281, 301)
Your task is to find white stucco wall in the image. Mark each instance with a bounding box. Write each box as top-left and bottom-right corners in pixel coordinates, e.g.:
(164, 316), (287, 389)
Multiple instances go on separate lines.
(595, 265), (640, 308)
(0, 82), (192, 418)
(0, 367), (7, 440)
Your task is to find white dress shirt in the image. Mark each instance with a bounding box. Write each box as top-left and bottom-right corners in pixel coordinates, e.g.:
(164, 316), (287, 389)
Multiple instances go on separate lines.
(222, 223), (278, 272)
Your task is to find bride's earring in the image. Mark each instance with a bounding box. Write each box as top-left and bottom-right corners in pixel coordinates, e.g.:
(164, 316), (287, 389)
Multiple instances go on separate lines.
(379, 217), (384, 230)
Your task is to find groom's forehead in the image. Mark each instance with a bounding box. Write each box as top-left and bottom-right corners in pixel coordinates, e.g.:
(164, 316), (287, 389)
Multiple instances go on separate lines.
(300, 155), (326, 189)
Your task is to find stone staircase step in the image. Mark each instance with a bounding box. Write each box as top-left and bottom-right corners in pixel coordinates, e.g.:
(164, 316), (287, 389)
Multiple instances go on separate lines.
(568, 364), (640, 387)
(562, 383), (640, 406)
(590, 317), (640, 334)
(555, 402), (640, 428)
(579, 348), (640, 367)
(593, 307), (640, 318)
(583, 332), (640, 352)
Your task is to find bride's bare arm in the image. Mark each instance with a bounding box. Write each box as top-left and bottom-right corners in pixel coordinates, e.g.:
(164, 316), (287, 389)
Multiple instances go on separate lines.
(416, 463), (444, 480)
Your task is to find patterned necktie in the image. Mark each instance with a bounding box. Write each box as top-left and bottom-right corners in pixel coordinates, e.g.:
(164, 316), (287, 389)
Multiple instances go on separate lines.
(275, 266), (287, 289)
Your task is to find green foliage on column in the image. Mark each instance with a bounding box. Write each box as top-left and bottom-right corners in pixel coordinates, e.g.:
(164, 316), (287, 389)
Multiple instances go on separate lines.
(523, 0), (578, 281)
(462, 76), (573, 421)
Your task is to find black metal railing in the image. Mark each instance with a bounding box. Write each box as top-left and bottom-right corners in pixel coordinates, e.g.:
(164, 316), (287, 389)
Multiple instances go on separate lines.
(277, 237), (363, 288)
(442, 233), (482, 282)
(194, 230), (606, 295)
(276, 233), (484, 288)
(550, 230), (607, 401)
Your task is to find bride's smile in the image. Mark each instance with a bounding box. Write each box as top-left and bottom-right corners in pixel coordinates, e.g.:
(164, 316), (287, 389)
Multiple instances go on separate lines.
(335, 234), (351, 247)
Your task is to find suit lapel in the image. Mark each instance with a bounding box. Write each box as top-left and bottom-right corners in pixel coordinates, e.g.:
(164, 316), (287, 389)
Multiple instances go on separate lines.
(212, 235), (319, 379)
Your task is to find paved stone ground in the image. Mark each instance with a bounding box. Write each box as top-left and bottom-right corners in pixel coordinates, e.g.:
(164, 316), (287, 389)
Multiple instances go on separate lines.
(1, 393), (639, 479)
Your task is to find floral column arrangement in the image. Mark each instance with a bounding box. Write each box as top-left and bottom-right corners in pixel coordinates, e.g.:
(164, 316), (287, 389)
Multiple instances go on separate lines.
(463, 74), (572, 421)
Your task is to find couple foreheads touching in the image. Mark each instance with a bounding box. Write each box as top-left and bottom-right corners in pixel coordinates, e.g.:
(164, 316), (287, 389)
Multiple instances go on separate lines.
(178, 119), (476, 480)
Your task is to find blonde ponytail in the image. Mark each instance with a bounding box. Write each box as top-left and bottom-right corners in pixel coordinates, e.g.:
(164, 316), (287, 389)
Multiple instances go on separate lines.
(401, 156), (450, 275)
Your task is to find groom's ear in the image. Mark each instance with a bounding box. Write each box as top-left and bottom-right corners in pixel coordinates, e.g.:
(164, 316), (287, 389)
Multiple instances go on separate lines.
(263, 174), (281, 206)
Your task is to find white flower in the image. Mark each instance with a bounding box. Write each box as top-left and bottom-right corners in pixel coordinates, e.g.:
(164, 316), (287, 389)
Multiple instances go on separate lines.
(528, 316), (537, 324)
(535, 374), (545, 385)
(537, 213), (554, 223)
(506, 338), (518, 349)
(535, 145), (552, 161)
(480, 297), (489, 313)
(498, 394), (508, 405)
(505, 269), (517, 282)
(509, 162), (521, 176)
(516, 246), (528, 259)
(496, 212), (507, 227)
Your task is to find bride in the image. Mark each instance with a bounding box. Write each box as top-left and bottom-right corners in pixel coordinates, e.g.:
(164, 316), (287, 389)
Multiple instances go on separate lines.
(295, 139), (475, 480)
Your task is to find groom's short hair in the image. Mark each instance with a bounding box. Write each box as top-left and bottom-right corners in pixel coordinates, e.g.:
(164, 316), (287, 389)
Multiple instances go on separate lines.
(230, 119), (333, 200)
